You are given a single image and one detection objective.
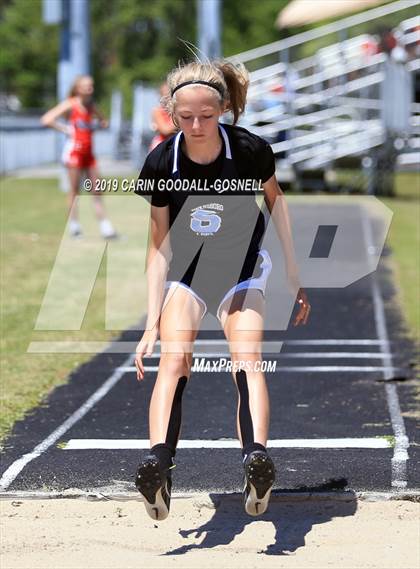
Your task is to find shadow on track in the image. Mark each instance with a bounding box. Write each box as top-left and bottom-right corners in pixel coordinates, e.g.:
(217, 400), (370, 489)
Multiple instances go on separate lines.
(163, 479), (357, 556)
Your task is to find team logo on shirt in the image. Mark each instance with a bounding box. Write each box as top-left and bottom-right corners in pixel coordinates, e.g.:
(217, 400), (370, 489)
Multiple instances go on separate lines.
(190, 204), (223, 236)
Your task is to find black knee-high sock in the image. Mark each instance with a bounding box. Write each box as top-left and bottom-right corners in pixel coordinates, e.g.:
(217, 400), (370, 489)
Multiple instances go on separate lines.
(150, 376), (187, 470)
(150, 442), (174, 471)
(165, 376), (187, 450)
(236, 370), (267, 460)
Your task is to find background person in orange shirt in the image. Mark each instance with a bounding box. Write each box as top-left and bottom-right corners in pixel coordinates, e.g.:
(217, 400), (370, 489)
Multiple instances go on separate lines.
(149, 82), (177, 151)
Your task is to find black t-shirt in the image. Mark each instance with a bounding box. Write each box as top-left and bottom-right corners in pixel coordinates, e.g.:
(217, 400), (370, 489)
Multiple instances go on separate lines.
(135, 123), (275, 270)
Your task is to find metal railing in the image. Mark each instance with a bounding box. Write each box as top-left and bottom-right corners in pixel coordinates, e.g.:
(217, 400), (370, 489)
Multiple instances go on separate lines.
(232, 2), (419, 182)
(228, 0), (417, 65)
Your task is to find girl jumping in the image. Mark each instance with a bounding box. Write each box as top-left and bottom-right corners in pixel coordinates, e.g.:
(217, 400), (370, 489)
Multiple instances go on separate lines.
(133, 59), (310, 520)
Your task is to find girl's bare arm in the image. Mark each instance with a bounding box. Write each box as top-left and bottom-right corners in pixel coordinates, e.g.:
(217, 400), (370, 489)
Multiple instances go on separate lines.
(262, 174), (300, 277)
(92, 105), (108, 128)
(40, 99), (73, 134)
(262, 174), (311, 325)
(145, 204), (171, 331)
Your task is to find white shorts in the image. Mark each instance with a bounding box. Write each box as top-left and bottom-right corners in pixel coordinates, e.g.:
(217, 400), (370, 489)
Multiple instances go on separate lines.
(162, 249), (272, 321)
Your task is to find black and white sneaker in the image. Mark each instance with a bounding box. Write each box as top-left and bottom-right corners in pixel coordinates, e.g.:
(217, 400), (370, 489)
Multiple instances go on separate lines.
(135, 455), (172, 521)
(243, 450), (276, 516)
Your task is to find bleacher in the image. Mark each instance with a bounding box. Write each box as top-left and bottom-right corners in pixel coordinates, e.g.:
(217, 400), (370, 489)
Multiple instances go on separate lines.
(231, 1), (419, 194)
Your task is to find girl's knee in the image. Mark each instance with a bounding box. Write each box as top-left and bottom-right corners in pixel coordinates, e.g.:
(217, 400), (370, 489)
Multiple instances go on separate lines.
(230, 352), (262, 369)
(160, 352), (192, 378)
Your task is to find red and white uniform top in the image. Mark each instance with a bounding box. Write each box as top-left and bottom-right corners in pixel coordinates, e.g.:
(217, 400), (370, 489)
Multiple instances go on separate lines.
(68, 98), (95, 153)
(62, 98), (97, 168)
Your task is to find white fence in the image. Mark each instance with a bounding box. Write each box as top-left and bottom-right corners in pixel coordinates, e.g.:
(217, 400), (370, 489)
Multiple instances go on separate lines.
(0, 128), (114, 174)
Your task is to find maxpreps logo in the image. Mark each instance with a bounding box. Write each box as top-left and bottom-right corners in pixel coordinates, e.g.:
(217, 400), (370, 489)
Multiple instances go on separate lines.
(190, 203), (224, 236)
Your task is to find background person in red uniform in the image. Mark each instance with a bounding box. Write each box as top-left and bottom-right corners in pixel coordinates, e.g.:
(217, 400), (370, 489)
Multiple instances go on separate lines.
(149, 82), (177, 151)
(41, 75), (117, 239)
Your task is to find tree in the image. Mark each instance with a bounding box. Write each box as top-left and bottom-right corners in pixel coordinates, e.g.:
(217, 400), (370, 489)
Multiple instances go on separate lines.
(0, 0), (291, 110)
(0, 0), (58, 108)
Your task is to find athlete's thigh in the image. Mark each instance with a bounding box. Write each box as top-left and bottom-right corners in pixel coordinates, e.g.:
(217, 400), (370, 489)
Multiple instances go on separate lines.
(159, 285), (204, 354)
(221, 289), (265, 354)
(86, 163), (99, 184)
(67, 166), (82, 192)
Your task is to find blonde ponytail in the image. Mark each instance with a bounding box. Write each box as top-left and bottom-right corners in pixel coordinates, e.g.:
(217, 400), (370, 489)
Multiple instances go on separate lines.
(214, 60), (249, 124)
(163, 59), (249, 125)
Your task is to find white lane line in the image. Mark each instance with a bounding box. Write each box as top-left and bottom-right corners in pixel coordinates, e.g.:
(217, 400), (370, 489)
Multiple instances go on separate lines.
(27, 339), (393, 352)
(0, 354), (134, 492)
(143, 352), (393, 359)
(63, 437), (393, 450)
(278, 352), (393, 358)
(372, 278), (410, 488)
(362, 211), (409, 489)
(283, 340), (390, 345)
(119, 365), (402, 373)
(164, 339), (391, 345)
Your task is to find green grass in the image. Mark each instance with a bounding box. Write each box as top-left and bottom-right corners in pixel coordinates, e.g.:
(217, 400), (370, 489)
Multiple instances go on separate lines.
(0, 177), (150, 447)
(378, 435), (396, 448)
(380, 173), (420, 342)
(0, 172), (418, 447)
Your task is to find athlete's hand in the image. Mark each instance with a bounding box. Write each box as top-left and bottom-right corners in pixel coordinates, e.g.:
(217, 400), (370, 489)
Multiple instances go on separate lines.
(57, 123), (72, 136)
(134, 328), (158, 381)
(293, 288), (311, 326)
(99, 119), (109, 129)
(286, 263), (310, 324)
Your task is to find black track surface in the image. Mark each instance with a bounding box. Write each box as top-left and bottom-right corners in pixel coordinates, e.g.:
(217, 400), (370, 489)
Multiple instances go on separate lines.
(1, 233), (418, 495)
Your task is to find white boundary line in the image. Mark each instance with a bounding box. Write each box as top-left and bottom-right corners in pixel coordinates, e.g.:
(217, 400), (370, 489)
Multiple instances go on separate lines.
(361, 211), (409, 490)
(1, 490), (419, 502)
(63, 437), (392, 450)
(372, 277), (410, 489)
(280, 339), (390, 345)
(27, 338), (393, 353)
(0, 354), (134, 492)
(145, 352), (393, 358)
(118, 365), (402, 373)
(157, 339), (392, 345)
